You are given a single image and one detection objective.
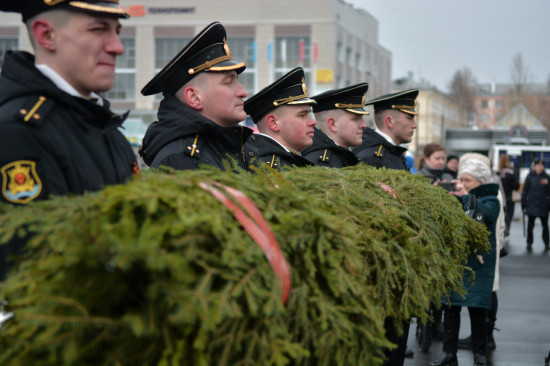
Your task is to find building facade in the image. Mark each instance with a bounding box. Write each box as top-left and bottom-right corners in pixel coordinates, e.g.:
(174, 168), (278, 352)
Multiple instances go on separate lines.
(475, 82), (550, 131)
(0, 0), (392, 126)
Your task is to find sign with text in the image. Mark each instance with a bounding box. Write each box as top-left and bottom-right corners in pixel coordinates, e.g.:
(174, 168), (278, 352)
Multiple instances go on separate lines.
(122, 5), (196, 17)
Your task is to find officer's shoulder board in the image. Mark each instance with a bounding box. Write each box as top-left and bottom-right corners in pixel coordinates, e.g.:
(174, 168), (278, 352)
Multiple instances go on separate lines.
(15, 95), (54, 125)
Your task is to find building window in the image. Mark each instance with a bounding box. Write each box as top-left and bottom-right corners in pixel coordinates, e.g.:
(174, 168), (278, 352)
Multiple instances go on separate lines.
(274, 36), (311, 84)
(153, 38), (191, 100)
(482, 113), (489, 124)
(481, 99), (488, 108)
(104, 38), (135, 101)
(355, 52), (361, 71)
(346, 47), (352, 67)
(0, 38), (18, 68)
(337, 42), (343, 63)
(336, 75), (342, 88)
(155, 38), (191, 71)
(227, 37), (256, 96)
(496, 99), (503, 109)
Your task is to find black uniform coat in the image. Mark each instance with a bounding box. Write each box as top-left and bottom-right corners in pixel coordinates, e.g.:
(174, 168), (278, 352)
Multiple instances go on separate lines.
(244, 133), (313, 169)
(0, 51), (137, 201)
(301, 128), (359, 168)
(140, 94), (252, 171)
(521, 170), (550, 218)
(352, 128), (408, 171)
(351, 126), (410, 366)
(0, 51), (138, 278)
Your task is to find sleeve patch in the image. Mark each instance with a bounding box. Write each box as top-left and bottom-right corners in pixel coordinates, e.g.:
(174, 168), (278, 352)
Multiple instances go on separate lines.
(1, 160), (43, 204)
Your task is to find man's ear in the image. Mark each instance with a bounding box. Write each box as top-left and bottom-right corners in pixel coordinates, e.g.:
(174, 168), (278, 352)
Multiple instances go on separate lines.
(265, 113), (280, 132)
(383, 113), (393, 129)
(32, 19), (56, 51)
(326, 116), (338, 133)
(182, 86), (203, 111)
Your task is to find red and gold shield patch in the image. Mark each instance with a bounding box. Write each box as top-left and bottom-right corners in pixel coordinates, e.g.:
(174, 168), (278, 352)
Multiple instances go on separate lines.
(1, 160), (43, 204)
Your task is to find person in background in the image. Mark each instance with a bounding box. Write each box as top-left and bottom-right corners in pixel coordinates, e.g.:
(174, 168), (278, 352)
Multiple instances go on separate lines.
(458, 183), (505, 353)
(520, 159), (550, 251)
(444, 154), (459, 179)
(418, 143), (455, 184)
(301, 83), (369, 167)
(497, 154), (520, 239)
(405, 152), (418, 174)
(430, 153), (500, 366)
(139, 22), (251, 171)
(0, 0), (138, 281)
(243, 67), (316, 169)
(415, 143), (454, 350)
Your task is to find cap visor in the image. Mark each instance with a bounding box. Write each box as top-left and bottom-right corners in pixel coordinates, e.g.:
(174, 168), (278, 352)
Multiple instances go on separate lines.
(69, 1), (130, 18)
(346, 107), (369, 115)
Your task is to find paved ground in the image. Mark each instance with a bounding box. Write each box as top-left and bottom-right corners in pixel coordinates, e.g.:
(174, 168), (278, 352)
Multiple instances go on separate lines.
(405, 207), (550, 366)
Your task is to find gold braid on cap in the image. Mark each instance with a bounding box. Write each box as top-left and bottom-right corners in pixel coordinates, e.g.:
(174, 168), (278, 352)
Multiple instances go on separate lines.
(391, 100), (417, 110)
(67, 1), (129, 15)
(335, 102), (363, 109)
(44, 0), (68, 5)
(188, 38), (233, 75)
(273, 93), (308, 106)
(188, 55), (232, 75)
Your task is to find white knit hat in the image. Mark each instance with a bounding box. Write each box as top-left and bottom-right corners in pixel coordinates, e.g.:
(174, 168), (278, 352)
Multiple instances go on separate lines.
(458, 153), (492, 185)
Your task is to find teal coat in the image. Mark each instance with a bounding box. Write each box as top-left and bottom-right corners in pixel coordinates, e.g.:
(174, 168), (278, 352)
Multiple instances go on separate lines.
(445, 183), (500, 309)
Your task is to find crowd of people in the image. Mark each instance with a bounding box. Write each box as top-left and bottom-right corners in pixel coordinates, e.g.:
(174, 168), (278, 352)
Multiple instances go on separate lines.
(0, 3), (544, 366)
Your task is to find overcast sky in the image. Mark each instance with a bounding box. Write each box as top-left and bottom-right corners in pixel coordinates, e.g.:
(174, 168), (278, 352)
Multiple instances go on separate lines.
(348, 0), (550, 93)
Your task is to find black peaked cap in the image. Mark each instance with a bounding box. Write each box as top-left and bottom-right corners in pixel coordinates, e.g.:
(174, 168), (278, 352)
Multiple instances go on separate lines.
(141, 22), (246, 96)
(312, 83), (369, 115)
(366, 89), (419, 115)
(244, 67), (316, 123)
(0, 0), (129, 22)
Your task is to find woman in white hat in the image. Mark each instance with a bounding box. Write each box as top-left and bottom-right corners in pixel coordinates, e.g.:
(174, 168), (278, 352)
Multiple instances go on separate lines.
(430, 153), (500, 366)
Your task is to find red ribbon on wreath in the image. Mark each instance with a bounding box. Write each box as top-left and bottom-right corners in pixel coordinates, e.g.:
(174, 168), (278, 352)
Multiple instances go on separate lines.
(199, 181), (291, 304)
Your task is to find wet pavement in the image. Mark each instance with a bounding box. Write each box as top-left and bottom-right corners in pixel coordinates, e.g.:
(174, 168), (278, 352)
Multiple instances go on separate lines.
(404, 209), (550, 366)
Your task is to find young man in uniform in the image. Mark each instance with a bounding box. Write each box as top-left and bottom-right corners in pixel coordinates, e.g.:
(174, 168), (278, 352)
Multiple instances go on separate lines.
(139, 22), (251, 171)
(0, 0), (138, 280)
(353, 89), (419, 171)
(302, 83), (369, 167)
(243, 67), (317, 169)
(352, 88), (419, 366)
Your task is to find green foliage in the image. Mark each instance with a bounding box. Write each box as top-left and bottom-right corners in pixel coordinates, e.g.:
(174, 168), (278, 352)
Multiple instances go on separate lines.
(0, 165), (488, 365)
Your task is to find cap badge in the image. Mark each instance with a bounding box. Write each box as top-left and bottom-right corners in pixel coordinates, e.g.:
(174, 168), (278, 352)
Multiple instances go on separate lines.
(223, 38), (231, 57)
